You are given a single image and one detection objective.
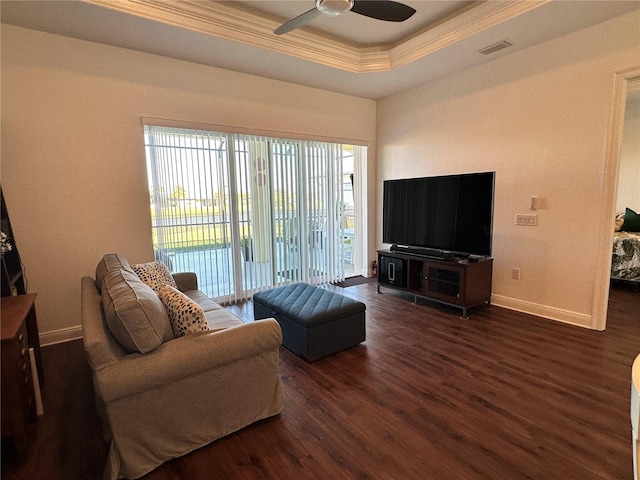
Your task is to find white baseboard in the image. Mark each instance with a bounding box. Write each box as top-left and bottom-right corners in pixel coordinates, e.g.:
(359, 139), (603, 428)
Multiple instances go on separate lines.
(39, 325), (83, 346)
(491, 294), (593, 329)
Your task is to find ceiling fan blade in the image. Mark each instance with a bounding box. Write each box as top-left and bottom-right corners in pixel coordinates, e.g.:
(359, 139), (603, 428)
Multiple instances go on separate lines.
(351, 0), (416, 22)
(274, 8), (322, 35)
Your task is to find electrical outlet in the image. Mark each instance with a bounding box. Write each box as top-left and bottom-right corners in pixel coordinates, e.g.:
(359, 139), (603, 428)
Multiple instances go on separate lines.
(512, 268), (521, 280)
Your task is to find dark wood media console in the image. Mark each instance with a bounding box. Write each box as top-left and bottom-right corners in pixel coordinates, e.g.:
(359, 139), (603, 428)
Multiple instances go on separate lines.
(377, 249), (493, 319)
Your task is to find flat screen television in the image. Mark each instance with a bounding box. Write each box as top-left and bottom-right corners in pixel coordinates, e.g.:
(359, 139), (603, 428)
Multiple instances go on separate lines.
(382, 171), (495, 257)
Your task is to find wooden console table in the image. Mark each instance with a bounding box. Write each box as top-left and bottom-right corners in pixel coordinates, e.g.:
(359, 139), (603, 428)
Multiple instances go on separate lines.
(1, 293), (44, 462)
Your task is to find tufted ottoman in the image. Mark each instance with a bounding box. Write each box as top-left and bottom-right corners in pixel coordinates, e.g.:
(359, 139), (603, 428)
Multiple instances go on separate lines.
(253, 283), (366, 362)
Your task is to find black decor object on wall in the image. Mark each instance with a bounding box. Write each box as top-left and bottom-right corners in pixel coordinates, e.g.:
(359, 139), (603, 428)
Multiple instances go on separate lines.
(1, 187), (26, 297)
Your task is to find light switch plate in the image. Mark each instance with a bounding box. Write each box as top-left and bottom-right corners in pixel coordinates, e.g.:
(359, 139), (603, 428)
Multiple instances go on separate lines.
(516, 214), (538, 226)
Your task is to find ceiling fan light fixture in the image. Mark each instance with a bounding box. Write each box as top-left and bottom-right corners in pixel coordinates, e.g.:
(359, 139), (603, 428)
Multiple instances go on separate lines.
(316, 0), (354, 16)
(275, 0), (415, 35)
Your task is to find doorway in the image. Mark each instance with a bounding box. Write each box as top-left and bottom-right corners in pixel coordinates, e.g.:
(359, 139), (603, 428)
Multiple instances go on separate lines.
(144, 124), (367, 301)
(594, 67), (640, 330)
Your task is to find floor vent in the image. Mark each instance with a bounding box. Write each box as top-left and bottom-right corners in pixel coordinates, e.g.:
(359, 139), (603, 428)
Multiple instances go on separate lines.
(478, 40), (513, 56)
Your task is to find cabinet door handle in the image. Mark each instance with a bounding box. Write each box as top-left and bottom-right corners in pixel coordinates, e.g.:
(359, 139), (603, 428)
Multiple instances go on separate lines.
(18, 333), (24, 342)
(21, 347), (27, 356)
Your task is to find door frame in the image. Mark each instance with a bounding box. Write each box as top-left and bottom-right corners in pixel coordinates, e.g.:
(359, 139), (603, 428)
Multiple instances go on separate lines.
(592, 66), (640, 330)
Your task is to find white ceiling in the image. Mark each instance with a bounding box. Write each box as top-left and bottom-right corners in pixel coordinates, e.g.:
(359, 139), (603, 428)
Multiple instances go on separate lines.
(2, 1), (639, 100)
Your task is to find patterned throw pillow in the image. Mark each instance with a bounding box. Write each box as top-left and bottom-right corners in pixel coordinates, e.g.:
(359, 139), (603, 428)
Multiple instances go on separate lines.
(159, 284), (209, 337)
(132, 260), (177, 295)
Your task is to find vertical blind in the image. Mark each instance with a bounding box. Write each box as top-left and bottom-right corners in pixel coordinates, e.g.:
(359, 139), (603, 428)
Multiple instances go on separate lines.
(143, 124), (352, 303)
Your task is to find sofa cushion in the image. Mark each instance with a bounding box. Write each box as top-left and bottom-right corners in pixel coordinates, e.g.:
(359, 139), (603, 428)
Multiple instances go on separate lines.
(179, 289), (244, 330)
(205, 309), (245, 331)
(95, 253), (135, 292)
(159, 285), (210, 337)
(183, 289), (224, 313)
(101, 269), (174, 353)
(132, 260), (178, 295)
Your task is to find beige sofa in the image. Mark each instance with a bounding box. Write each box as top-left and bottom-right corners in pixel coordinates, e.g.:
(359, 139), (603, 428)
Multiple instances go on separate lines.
(81, 254), (283, 479)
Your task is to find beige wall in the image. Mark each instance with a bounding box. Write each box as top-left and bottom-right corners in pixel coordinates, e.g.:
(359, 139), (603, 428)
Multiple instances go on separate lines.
(617, 96), (640, 213)
(377, 11), (640, 327)
(0, 25), (376, 341)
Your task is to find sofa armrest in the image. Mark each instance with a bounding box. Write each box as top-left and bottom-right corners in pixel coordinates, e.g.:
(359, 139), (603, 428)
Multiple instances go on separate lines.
(172, 272), (198, 291)
(94, 318), (282, 403)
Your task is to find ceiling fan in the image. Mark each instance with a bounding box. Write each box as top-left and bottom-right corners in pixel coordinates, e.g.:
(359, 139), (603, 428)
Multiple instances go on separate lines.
(274, 0), (416, 35)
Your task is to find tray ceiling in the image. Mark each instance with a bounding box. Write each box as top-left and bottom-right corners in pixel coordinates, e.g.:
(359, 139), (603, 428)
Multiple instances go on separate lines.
(2, 0), (639, 99)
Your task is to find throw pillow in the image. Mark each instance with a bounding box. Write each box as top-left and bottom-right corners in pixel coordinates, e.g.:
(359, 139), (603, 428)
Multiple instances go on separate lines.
(101, 269), (174, 354)
(95, 253), (135, 293)
(614, 213), (625, 232)
(159, 284), (209, 337)
(132, 260), (178, 295)
(622, 207), (640, 233)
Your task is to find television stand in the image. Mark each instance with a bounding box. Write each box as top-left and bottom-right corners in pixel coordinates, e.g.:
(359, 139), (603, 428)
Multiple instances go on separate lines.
(377, 249), (493, 319)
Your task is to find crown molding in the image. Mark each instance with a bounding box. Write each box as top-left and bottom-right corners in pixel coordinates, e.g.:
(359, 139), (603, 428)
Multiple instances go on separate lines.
(85, 0), (366, 71)
(83, 0), (548, 73)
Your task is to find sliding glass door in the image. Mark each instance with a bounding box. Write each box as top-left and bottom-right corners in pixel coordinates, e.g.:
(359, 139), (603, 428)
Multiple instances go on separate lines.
(143, 125), (363, 302)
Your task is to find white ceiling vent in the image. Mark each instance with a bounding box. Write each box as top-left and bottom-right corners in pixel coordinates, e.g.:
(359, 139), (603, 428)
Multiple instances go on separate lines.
(478, 40), (513, 56)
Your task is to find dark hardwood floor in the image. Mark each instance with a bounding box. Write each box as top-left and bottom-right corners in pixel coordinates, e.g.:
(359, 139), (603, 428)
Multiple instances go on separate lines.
(2, 283), (639, 479)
